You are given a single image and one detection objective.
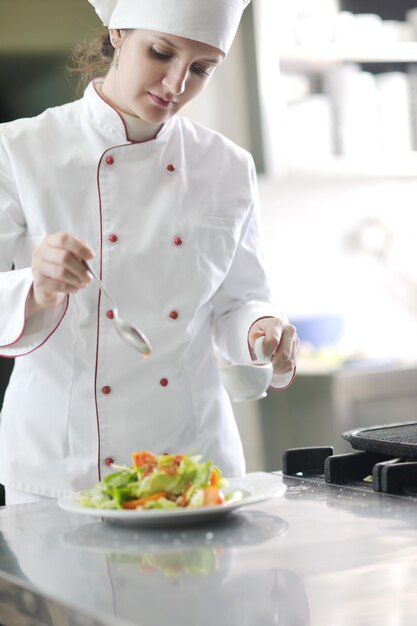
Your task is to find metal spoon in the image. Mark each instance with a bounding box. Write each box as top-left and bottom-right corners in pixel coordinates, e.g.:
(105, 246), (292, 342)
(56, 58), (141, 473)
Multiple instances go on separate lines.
(84, 261), (152, 357)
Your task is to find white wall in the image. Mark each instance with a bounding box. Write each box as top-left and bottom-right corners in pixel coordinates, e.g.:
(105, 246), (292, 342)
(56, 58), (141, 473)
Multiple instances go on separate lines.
(257, 167), (417, 362)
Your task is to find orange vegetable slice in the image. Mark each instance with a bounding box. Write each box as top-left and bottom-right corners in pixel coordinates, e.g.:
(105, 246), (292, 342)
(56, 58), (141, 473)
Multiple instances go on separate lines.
(203, 486), (225, 506)
(122, 491), (167, 509)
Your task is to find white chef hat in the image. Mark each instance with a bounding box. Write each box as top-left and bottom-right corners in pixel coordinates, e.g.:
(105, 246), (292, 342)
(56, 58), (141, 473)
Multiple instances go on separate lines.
(88, 0), (251, 54)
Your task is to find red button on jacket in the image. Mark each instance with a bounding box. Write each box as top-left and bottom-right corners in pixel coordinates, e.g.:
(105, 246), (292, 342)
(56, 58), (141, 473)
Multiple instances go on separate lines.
(166, 163), (175, 172)
(105, 457), (114, 466)
(173, 237), (183, 246)
(108, 234), (118, 243)
(102, 386), (111, 395)
(106, 156), (114, 165)
(169, 311), (179, 320)
(106, 310), (114, 319)
(160, 378), (169, 387)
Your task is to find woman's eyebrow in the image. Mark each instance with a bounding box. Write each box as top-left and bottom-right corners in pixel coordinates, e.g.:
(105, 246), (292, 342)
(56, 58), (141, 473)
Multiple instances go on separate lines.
(199, 56), (223, 64)
(155, 35), (181, 50)
(155, 35), (223, 64)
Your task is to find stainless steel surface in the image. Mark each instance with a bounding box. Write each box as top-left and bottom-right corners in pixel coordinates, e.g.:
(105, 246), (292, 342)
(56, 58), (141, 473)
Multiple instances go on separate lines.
(0, 474), (417, 625)
(84, 261), (151, 357)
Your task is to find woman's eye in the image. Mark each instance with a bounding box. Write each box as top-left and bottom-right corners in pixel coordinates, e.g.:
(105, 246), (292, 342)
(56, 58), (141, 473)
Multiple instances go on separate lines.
(150, 47), (171, 60)
(191, 64), (210, 77)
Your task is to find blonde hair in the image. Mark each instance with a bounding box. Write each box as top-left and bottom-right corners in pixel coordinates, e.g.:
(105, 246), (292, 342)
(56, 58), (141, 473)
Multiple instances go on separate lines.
(67, 29), (114, 92)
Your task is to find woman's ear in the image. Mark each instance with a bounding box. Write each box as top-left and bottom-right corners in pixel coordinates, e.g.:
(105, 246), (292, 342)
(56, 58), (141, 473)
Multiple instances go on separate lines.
(108, 28), (124, 49)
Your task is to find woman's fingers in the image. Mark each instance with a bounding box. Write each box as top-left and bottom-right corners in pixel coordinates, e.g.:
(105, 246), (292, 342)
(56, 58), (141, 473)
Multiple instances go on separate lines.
(34, 246), (91, 289)
(46, 232), (94, 261)
(270, 324), (299, 374)
(249, 317), (300, 375)
(31, 233), (94, 307)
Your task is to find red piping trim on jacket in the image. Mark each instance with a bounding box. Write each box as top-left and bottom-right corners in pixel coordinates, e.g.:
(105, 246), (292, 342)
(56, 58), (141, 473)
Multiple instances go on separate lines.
(93, 80), (163, 145)
(92, 82), (164, 477)
(0, 292), (69, 358)
(92, 98), (142, 482)
(93, 81), (132, 143)
(247, 315), (297, 391)
(269, 367), (297, 391)
(93, 139), (137, 482)
(93, 154), (105, 482)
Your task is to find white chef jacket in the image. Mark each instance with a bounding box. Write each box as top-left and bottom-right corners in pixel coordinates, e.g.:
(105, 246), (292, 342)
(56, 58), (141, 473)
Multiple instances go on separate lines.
(0, 81), (290, 497)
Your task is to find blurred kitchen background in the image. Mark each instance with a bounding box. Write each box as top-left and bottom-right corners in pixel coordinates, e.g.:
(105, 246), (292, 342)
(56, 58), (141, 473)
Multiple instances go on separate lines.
(2, 0), (417, 473)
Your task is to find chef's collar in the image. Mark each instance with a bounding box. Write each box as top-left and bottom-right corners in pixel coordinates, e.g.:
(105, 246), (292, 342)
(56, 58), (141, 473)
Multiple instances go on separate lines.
(84, 80), (174, 144)
(88, 0), (251, 55)
(95, 80), (162, 142)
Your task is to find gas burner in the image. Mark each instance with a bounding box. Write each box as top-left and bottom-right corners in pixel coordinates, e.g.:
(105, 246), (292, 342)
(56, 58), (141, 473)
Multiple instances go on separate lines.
(283, 422), (417, 496)
(282, 446), (417, 496)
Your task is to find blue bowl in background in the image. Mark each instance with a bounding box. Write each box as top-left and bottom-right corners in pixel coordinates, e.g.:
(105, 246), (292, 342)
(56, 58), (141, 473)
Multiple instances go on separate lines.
(291, 314), (344, 349)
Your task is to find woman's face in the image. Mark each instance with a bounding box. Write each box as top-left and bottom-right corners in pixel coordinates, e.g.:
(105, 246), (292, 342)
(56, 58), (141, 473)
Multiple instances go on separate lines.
(103, 29), (225, 122)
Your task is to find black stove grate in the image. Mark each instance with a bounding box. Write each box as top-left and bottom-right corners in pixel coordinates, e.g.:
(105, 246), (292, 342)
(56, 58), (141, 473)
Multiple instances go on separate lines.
(282, 447), (417, 495)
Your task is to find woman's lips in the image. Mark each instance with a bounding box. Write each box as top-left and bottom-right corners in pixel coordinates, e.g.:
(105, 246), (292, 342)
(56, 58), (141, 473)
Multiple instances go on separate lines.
(149, 93), (174, 108)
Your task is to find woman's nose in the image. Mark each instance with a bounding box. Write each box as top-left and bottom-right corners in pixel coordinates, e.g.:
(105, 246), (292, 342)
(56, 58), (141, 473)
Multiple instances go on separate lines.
(162, 67), (188, 96)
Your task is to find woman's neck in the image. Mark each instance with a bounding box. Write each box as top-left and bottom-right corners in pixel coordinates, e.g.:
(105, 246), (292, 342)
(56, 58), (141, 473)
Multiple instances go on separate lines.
(96, 81), (162, 143)
(121, 110), (162, 143)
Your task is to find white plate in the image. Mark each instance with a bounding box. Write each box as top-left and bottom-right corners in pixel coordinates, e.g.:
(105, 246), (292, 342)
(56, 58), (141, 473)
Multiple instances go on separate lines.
(58, 472), (286, 526)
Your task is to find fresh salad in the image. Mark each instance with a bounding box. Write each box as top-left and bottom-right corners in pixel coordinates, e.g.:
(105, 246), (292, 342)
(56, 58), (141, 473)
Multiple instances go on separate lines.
(79, 451), (231, 511)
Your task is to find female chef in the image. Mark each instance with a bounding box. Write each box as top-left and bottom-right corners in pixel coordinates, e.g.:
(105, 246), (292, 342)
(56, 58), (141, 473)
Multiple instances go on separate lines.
(0, 0), (299, 504)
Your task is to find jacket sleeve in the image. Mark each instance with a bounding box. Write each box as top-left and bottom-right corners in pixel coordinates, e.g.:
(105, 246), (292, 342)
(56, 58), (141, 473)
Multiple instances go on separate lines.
(211, 159), (294, 389)
(0, 134), (68, 357)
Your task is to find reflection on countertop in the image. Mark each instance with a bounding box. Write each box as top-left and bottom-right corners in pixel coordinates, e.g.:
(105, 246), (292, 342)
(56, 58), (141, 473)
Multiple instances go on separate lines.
(2, 474), (417, 624)
(0, 499), (308, 626)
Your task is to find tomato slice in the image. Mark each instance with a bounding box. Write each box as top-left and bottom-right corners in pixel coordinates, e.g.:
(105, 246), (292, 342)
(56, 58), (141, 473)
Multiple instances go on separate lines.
(162, 453), (184, 475)
(132, 451), (158, 470)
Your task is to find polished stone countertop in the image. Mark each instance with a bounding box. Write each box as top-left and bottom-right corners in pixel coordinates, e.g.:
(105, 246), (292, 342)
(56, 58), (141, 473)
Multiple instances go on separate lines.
(0, 473), (417, 625)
